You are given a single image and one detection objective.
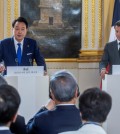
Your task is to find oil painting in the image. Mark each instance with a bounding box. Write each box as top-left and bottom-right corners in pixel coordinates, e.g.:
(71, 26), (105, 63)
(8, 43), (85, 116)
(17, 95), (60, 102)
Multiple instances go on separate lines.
(21, 0), (81, 58)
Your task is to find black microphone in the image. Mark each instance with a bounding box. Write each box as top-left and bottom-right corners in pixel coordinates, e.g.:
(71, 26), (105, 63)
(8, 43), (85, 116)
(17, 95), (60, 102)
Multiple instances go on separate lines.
(29, 59), (32, 66)
(15, 58), (18, 66)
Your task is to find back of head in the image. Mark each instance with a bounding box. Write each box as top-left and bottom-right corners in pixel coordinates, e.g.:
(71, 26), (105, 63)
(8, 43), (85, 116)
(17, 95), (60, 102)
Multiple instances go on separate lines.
(0, 75), (8, 86)
(79, 87), (112, 123)
(50, 70), (79, 102)
(0, 84), (21, 125)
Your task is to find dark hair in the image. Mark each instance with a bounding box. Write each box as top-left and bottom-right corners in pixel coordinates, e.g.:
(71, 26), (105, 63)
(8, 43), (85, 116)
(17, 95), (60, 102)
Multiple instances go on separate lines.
(0, 75), (8, 86)
(115, 20), (120, 27)
(79, 87), (112, 123)
(0, 85), (21, 125)
(50, 70), (79, 102)
(12, 17), (28, 28)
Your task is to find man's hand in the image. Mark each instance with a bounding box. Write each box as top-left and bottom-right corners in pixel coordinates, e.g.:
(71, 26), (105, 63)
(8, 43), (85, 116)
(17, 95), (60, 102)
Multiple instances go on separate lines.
(44, 71), (47, 76)
(100, 68), (108, 79)
(45, 99), (55, 110)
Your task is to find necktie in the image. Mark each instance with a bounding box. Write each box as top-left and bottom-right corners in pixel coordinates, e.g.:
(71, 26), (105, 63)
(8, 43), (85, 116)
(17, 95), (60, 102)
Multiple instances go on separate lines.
(17, 43), (22, 64)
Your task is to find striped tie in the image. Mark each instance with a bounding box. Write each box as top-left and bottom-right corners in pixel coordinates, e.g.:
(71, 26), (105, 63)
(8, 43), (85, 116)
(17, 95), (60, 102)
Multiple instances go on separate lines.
(17, 43), (22, 64)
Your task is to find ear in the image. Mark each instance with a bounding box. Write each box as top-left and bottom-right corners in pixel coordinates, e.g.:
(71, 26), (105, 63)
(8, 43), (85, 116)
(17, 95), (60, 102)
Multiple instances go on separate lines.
(75, 89), (78, 98)
(12, 113), (18, 123)
(50, 90), (55, 101)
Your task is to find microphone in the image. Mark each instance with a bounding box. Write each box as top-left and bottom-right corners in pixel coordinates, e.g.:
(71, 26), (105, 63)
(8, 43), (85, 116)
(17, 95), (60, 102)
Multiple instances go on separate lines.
(15, 58), (18, 66)
(29, 58), (32, 66)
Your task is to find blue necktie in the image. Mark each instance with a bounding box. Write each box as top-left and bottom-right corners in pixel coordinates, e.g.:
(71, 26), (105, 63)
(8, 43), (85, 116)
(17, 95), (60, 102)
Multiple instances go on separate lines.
(17, 43), (22, 64)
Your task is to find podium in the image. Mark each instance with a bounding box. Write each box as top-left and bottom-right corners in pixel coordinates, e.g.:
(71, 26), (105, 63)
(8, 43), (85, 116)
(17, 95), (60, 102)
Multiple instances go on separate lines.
(102, 74), (120, 134)
(4, 75), (49, 123)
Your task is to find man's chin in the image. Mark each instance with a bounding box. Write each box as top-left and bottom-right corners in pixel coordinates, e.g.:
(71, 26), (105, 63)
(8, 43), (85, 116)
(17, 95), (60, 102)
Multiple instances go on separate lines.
(16, 37), (24, 42)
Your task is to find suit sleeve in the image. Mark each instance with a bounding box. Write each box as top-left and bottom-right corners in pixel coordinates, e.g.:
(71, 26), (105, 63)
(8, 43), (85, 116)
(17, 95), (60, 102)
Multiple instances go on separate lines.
(0, 41), (3, 63)
(10, 115), (26, 134)
(99, 43), (109, 72)
(26, 108), (48, 134)
(34, 41), (47, 71)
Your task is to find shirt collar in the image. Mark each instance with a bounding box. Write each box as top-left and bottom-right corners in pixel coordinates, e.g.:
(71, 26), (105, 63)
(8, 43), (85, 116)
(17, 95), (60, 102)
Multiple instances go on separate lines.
(13, 37), (24, 46)
(117, 39), (120, 45)
(56, 104), (75, 106)
(0, 126), (9, 130)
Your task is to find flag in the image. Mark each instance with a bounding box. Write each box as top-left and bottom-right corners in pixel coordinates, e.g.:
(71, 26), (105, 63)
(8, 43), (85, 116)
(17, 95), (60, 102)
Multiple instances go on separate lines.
(109, 0), (120, 42)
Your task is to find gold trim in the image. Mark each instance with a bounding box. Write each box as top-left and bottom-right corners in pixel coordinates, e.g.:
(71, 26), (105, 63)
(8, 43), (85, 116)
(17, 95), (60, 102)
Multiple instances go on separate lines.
(14, 0), (19, 18)
(98, 0), (102, 48)
(80, 50), (103, 56)
(45, 58), (101, 63)
(7, 0), (11, 37)
(0, 0), (4, 39)
(91, 0), (95, 48)
(84, 0), (88, 48)
(45, 58), (77, 62)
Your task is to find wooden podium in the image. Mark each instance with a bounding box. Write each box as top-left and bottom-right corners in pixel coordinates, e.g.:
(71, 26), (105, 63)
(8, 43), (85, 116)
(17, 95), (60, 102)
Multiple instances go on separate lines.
(102, 74), (120, 134)
(4, 75), (49, 123)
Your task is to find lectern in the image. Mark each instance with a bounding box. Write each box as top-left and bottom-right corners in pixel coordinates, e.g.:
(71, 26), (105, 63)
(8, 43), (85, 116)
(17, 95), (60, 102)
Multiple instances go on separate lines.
(5, 75), (49, 123)
(102, 74), (120, 134)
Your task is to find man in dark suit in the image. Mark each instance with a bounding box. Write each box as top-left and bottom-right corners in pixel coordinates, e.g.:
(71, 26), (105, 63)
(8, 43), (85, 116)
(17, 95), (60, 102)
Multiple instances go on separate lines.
(100, 20), (120, 79)
(0, 17), (47, 75)
(0, 84), (21, 134)
(26, 70), (82, 134)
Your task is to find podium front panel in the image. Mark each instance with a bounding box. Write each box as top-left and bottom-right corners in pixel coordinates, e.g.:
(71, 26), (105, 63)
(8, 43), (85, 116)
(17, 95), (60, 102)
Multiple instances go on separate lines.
(102, 75), (120, 134)
(5, 76), (49, 123)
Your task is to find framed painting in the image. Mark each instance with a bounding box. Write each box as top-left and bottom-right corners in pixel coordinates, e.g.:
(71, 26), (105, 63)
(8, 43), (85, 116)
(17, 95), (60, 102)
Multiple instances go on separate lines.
(21, 0), (82, 58)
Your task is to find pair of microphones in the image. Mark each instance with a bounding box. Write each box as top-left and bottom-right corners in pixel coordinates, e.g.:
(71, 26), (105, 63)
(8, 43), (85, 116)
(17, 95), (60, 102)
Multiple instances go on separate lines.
(15, 58), (32, 66)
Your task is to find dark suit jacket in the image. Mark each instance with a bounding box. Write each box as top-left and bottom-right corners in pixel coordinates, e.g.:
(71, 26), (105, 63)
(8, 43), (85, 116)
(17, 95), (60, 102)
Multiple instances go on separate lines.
(27, 105), (82, 134)
(0, 130), (12, 134)
(0, 37), (46, 73)
(9, 106), (49, 134)
(10, 115), (26, 134)
(99, 40), (120, 74)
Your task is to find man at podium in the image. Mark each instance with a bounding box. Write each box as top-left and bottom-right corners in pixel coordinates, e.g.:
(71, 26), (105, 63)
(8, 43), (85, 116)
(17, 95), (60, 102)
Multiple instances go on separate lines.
(0, 17), (47, 75)
(100, 20), (120, 79)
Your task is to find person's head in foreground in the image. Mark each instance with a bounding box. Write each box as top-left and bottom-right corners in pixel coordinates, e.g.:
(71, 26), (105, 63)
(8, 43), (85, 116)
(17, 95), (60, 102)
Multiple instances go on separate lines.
(79, 87), (112, 123)
(49, 70), (80, 104)
(0, 84), (21, 127)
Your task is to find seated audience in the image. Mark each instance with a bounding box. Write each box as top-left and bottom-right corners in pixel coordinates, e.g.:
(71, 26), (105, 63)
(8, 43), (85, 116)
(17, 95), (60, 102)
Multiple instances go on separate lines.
(60, 87), (112, 134)
(0, 84), (21, 134)
(26, 70), (82, 134)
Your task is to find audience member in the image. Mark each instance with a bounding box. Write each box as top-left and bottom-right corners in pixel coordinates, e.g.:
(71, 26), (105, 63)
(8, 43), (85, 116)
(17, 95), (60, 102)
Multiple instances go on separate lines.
(0, 84), (21, 134)
(60, 87), (112, 134)
(26, 70), (82, 134)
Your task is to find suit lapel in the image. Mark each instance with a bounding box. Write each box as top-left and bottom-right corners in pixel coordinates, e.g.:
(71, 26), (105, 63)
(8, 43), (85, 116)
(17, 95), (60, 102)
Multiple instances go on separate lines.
(10, 37), (17, 59)
(21, 38), (29, 63)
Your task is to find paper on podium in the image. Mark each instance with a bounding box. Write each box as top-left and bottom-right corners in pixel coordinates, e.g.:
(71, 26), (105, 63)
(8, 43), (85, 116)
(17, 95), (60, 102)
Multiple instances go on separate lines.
(7, 66), (44, 76)
(112, 65), (120, 75)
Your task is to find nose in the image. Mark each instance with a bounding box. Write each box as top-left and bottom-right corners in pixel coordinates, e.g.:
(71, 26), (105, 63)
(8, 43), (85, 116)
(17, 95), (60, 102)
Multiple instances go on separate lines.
(18, 29), (22, 33)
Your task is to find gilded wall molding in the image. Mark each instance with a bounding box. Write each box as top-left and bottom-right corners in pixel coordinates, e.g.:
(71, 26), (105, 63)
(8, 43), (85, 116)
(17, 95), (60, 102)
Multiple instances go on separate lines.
(83, 0), (89, 49)
(80, 0), (103, 62)
(98, 0), (102, 48)
(7, 0), (11, 37)
(4, 0), (20, 38)
(0, 0), (4, 39)
(91, 0), (95, 48)
(14, 0), (19, 19)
